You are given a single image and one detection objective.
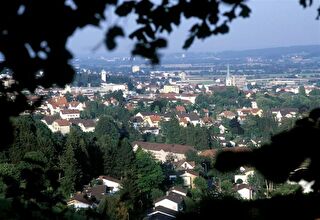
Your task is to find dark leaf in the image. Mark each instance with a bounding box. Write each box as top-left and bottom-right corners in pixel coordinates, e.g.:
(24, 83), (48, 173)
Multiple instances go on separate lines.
(183, 35), (195, 49)
(239, 4), (251, 18)
(105, 26), (125, 50)
(115, 1), (135, 16)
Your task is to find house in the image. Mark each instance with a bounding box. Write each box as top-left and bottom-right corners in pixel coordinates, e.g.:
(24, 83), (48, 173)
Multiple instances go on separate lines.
(51, 119), (70, 134)
(174, 160), (196, 170)
(146, 115), (162, 128)
(219, 124), (227, 134)
(78, 119), (96, 132)
(98, 176), (121, 193)
(47, 96), (68, 115)
(237, 108), (263, 118)
(68, 101), (85, 111)
(60, 109), (80, 120)
(235, 184), (253, 200)
(179, 117), (189, 127)
(67, 193), (94, 209)
(271, 108), (298, 122)
(140, 127), (160, 135)
(83, 184), (108, 201)
(147, 206), (178, 219)
(219, 111), (236, 119)
(130, 116), (144, 129)
(132, 141), (196, 162)
(179, 170), (199, 188)
(154, 192), (185, 212)
(41, 115), (60, 131)
(176, 94), (197, 104)
(175, 105), (186, 113)
(176, 113), (201, 126)
(201, 116), (213, 126)
(168, 186), (188, 197)
(163, 85), (180, 94)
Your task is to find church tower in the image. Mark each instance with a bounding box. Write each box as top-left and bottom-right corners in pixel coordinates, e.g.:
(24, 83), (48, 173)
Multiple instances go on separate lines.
(225, 65), (232, 86)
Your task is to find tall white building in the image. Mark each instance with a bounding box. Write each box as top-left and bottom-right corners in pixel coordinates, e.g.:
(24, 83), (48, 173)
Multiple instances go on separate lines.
(101, 69), (107, 82)
(225, 65), (233, 86)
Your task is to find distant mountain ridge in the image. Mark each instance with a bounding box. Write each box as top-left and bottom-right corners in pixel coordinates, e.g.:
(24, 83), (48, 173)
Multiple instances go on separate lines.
(216, 45), (320, 59)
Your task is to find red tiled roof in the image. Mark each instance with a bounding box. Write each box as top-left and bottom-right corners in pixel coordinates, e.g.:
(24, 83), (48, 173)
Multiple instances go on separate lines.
(48, 96), (68, 107)
(176, 105), (186, 112)
(150, 115), (161, 122)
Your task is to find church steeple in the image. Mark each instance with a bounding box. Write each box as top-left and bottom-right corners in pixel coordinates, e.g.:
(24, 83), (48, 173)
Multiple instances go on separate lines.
(225, 64), (232, 86)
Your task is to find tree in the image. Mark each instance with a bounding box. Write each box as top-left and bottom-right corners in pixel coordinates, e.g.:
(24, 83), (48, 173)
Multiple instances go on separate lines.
(59, 142), (78, 198)
(135, 149), (164, 194)
(95, 116), (120, 140)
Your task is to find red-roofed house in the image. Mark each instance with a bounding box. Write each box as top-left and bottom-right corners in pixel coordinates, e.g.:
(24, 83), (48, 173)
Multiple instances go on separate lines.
(47, 96), (68, 115)
(175, 105), (186, 113)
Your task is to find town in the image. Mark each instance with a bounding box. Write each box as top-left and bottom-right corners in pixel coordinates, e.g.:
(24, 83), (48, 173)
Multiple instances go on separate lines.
(1, 47), (320, 219)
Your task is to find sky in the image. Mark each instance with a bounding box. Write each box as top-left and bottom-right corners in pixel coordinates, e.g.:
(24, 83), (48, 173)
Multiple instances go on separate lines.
(67, 0), (320, 56)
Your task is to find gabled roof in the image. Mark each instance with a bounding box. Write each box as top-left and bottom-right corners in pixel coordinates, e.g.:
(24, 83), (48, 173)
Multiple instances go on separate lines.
(154, 192), (184, 204)
(150, 115), (161, 122)
(99, 175), (121, 184)
(69, 193), (93, 206)
(48, 96), (68, 108)
(80, 119), (96, 128)
(83, 185), (108, 201)
(132, 141), (196, 154)
(42, 115), (60, 125)
(148, 206), (178, 219)
(169, 186), (188, 195)
(176, 105), (186, 112)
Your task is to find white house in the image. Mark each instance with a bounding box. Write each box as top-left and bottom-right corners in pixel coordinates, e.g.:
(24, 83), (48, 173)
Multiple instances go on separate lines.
(60, 109), (80, 120)
(78, 120), (96, 132)
(68, 101), (85, 111)
(235, 184), (253, 200)
(154, 192), (184, 212)
(51, 119), (70, 134)
(169, 186), (188, 197)
(174, 160), (196, 170)
(67, 193), (94, 209)
(98, 176), (121, 193)
(179, 170), (199, 188)
(147, 206), (178, 219)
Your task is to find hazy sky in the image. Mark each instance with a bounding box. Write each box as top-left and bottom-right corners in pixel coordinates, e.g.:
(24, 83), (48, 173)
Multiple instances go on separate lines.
(67, 0), (320, 56)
